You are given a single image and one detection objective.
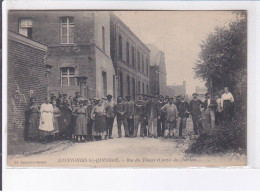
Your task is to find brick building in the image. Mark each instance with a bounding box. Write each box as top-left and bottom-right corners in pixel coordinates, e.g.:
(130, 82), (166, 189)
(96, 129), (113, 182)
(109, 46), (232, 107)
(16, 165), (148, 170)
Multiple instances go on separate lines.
(8, 11), (116, 99)
(8, 30), (48, 148)
(147, 44), (167, 96)
(110, 13), (150, 99)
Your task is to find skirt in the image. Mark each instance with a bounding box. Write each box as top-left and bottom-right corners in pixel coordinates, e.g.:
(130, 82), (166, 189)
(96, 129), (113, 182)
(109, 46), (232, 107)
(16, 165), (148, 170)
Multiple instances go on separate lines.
(92, 114), (106, 136)
(27, 112), (39, 139)
(223, 100), (232, 121)
(75, 114), (87, 136)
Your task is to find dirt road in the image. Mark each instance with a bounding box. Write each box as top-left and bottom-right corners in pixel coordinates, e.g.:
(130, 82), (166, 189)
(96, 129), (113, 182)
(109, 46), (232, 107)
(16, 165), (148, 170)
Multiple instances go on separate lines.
(8, 118), (246, 167)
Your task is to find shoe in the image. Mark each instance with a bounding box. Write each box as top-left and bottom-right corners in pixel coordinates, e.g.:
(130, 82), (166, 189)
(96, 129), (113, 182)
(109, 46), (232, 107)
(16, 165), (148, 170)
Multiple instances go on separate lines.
(172, 136), (178, 139)
(118, 136), (121, 138)
(109, 136), (113, 139)
(148, 135), (153, 138)
(179, 136), (186, 139)
(154, 136), (158, 139)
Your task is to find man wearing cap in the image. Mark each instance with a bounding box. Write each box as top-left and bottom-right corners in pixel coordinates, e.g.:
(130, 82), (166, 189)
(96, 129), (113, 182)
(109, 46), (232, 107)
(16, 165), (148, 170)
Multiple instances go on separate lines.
(104, 94), (116, 139)
(126, 95), (135, 136)
(157, 95), (166, 137)
(203, 92), (217, 131)
(134, 94), (147, 137)
(176, 95), (190, 139)
(146, 95), (159, 138)
(189, 93), (204, 135)
(115, 96), (129, 138)
(161, 97), (178, 138)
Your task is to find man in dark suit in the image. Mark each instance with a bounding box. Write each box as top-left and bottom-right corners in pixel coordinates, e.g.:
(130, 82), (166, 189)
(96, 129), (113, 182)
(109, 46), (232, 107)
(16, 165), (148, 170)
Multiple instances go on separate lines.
(176, 95), (189, 139)
(204, 93), (218, 130)
(189, 93), (203, 135)
(157, 95), (165, 137)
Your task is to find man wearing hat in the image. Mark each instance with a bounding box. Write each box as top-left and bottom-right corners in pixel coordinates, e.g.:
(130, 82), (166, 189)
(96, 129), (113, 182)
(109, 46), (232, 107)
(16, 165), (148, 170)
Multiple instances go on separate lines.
(134, 94), (147, 137)
(161, 97), (178, 138)
(115, 96), (129, 138)
(189, 93), (204, 135)
(104, 94), (116, 139)
(126, 95), (135, 136)
(203, 92), (217, 130)
(176, 95), (190, 139)
(157, 95), (166, 137)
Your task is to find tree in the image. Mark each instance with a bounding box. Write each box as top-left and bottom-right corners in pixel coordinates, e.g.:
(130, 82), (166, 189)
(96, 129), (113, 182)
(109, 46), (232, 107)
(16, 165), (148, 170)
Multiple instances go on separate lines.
(194, 11), (247, 101)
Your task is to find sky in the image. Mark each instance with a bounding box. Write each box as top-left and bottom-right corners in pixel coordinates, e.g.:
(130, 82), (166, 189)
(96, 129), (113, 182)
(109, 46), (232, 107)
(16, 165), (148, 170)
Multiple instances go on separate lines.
(114, 11), (236, 95)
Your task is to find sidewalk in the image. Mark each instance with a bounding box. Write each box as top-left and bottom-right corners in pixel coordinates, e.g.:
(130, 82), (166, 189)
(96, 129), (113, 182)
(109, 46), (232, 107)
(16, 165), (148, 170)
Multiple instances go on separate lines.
(8, 140), (73, 157)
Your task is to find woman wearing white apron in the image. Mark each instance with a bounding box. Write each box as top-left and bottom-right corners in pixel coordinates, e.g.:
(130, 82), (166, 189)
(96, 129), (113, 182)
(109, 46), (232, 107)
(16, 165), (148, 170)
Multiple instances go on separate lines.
(39, 97), (54, 143)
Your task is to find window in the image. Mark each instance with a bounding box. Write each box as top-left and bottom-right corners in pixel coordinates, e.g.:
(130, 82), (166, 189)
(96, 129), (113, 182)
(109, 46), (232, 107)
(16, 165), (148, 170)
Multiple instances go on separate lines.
(61, 67), (76, 86)
(119, 72), (123, 97)
(19, 19), (33, 38)
(146, 85), (149, 94)
(126, 42), (130, 64)
(142, 55), (144, 73)
(102, 71), (107, 96)
(119, 35), (122, 60)
(132, 78), (136, 98)
(102, 26), (105, 52)
(146, 58), (149, 75)
(138, 81), (141, 94)
(132, 46), (135, 67)
(127, 76), (130, 95)
(60, 17), (75, 44)
(137, 51), (140, 71)
(142, 83), (145, 94)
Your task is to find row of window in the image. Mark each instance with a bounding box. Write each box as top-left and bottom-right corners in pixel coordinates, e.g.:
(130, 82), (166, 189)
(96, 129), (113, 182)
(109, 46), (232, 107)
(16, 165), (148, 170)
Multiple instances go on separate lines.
(18, 17), (106, 51)
(119, 72), (149, 97)
(118, 35), (149, 76)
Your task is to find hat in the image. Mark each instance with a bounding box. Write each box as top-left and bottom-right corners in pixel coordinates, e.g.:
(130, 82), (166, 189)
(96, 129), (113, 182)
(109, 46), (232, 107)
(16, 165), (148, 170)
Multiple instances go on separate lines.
(192, 93), (198, 96)
(106, 94), (112, 98)
(158, 95), (164, 98)
(169, 97), (174, 100)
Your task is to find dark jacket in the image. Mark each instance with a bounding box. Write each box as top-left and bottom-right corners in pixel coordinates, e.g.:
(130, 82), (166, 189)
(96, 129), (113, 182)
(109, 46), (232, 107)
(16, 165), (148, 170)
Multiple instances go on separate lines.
(176, 101), (190, 118)
(135, 100), (146, 117)
(189, 99), (203, 116)
(157, 100), (165, 117)
(126, 101), (135, 118)
(203, 98), (218, 112)
(115, 102), (127, 119)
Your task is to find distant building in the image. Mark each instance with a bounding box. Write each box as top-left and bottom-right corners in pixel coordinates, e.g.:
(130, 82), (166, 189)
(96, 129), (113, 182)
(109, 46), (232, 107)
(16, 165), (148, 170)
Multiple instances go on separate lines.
(8, 11), (116, 99)
(165, 86), (175, 97)
(168, 81), (186, 96)
(110, 13), (150, 99)
(8, 31), (48, 149)
(147, 44), (167, 96)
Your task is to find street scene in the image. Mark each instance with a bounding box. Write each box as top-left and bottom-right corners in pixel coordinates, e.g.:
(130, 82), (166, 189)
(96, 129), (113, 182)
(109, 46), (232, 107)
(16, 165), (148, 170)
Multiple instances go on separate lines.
(7, 11), (247, 167)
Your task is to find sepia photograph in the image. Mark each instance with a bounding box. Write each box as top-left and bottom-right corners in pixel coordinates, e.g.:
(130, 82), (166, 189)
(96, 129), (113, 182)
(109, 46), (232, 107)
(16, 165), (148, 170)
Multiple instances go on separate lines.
(6, 10), (247, 167)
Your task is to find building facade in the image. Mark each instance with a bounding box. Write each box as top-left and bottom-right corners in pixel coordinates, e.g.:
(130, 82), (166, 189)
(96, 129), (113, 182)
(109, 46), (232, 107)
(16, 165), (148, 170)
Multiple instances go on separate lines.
(8, 31), (48, 150)
(168, 81), (187, 96)
(110, 13), (150, 99)
(147, 44), (167, 96)
(8, 11), (116, 99)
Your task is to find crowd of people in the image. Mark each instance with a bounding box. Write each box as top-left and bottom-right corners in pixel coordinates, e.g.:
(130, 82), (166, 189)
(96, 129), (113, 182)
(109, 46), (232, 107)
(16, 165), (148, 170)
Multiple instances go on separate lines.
(25, 87), (234, 143)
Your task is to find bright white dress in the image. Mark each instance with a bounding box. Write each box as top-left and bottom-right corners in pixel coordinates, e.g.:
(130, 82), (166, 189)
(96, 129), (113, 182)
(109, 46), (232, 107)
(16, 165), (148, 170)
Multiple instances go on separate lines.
(39, 103), (54, 132)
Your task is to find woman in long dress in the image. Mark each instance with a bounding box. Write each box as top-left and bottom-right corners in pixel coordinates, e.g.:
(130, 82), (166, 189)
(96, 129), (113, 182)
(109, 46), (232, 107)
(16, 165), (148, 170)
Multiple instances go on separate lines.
(52, 100), (61, 140)
(26, 97), (40, 141)
(91, 99), (106, 141)
(39, 97), (54, 143)
(221, 87), (235, 121)
(74, 100), (88, 142)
